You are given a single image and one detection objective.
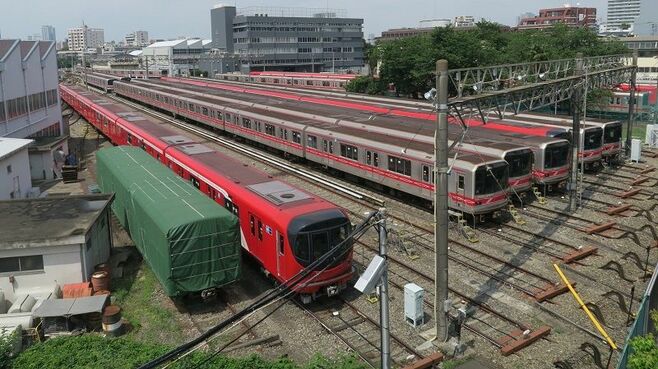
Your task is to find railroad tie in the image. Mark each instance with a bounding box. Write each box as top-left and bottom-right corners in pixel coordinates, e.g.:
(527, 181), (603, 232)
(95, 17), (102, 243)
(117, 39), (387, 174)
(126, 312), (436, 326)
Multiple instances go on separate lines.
(562, 247), (598, 264)
(498, 326), (552, 356)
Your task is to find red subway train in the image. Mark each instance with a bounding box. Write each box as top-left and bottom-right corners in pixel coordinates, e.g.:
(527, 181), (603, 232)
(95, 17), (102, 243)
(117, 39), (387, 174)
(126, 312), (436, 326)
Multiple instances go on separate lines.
(60, 83), (354, 302)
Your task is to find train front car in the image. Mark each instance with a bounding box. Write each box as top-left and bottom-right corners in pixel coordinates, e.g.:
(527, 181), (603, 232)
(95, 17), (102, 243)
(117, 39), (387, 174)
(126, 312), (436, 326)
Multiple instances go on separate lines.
(287, 207), (353, 302)
(500, 148), (533, 195)
(451, 153), (509, 218)
(580, 126), (603, 168)
(588, 120), (622, 161)
(534, 140), (571, 188)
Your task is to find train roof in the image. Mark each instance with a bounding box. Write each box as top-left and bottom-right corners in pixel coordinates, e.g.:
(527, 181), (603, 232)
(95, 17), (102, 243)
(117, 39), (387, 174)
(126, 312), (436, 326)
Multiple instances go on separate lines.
(513, 112), (621, 125)
(120, 80), (504, 169)
(499, 115), (602, 131)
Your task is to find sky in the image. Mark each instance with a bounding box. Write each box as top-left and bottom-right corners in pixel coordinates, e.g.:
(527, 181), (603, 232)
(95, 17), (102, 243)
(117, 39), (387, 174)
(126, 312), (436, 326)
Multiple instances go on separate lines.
(0, 0), (610, 42)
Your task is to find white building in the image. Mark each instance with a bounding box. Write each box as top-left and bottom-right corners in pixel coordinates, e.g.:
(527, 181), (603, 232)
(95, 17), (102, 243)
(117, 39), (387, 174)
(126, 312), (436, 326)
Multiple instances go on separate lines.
(41, 26), (55, 42)
(0, 194), (113, 303)
(606, 0), (642, 30)
(67, 26), (104, 52)
(0, 39), (68, 182)
(125, 31), (149, 47)
(140, 38), (212, 76)
(0, 138), (32, 200)
(454, 15), (476, 28)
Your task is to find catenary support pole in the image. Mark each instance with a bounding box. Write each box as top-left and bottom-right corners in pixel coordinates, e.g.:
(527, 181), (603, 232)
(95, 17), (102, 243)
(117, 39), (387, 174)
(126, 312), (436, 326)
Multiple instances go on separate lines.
(435, 59), (449, 342)
(378, 208), (390, 369)
(569, 53), (584, 211)
(625, 50), (638, 157)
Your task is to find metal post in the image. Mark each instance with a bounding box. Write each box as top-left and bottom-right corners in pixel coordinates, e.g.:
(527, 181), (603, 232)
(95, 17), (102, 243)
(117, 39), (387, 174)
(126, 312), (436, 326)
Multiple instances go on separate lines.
(625, 50), (638, 157)
(144, 56), (149, 80)
(378, 208), (390, 369)
(569, 53), (584, 211)
(435, 59), (449, 342)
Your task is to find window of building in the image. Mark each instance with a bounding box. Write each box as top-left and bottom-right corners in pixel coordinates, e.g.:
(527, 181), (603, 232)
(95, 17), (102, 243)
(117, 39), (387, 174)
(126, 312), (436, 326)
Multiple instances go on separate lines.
(292, 131), (301, 144)
(0, 255), (44, 273)
(6, 165), (11, 174)
(340, 143), (359, 160)
(388, 155), (411, 176)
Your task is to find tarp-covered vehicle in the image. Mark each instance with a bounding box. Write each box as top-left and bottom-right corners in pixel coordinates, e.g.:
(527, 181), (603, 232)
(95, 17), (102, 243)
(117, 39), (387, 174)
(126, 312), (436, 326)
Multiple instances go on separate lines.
(96, 146), (241, 296)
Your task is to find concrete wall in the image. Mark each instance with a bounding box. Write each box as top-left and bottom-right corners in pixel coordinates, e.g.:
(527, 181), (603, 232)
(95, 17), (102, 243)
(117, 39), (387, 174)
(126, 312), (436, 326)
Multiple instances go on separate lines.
(0, 146), (31, 200)
(81, 209), (111, 279)
(0, 244), (82, 303)
(211, 6), (236, 52)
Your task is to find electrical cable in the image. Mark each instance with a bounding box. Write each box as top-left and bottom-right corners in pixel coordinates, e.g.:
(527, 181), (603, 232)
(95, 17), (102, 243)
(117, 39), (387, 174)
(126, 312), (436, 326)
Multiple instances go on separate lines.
(137, 211), (380, 369)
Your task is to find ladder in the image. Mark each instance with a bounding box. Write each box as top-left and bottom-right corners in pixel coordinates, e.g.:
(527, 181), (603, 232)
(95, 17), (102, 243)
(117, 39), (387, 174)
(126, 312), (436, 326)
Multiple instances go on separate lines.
(507, 204), (526, 225)
(450, 210), (479, 243)
(532, 186), (548, 205)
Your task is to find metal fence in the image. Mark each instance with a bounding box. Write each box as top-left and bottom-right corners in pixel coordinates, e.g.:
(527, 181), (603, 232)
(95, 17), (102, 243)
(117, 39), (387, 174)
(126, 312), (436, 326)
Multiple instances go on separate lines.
(617, 263), (658, 369)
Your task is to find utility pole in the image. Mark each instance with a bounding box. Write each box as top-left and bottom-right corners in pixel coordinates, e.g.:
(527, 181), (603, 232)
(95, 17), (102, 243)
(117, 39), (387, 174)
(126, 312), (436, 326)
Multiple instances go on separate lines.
(144, 56), (149, 80)
(569, 53), (584, 211)
(625, 50), (638, 157)
(434, 59), (449, 342)
(378, 208), (390, 369)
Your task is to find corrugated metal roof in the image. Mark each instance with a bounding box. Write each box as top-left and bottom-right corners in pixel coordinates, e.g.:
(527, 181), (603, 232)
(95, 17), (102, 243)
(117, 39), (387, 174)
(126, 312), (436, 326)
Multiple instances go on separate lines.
(19, 41), (38, 60)
(0, 137), (32, 161)
(37, 41), (54, 59)
(145, 39), (187, 48)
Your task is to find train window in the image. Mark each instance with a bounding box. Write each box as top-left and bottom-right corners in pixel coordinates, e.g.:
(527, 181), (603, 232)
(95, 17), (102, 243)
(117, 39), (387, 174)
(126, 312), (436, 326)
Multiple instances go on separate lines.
(284, 129), (288, 140)
(458, 176), (465, 190)
(191, 176), (200, 189)
(189, 103), (194, 112)
(373, 153), (379, 167)
(256, 121), (261, 131)
(250, 215), (255, 235)
(157, 154), (161, 161)
(329, 141), (334, 154)
(243, 118), (252, 129)
(366, 151), (372, 165)
(127, 134), (133, 144)
(226, 113), (232, 122)
(141, 141), (146, 151)
(323, 140), (328, 152)
(278, 234), (285, 255)
(292, 131), (301, 144)
(258, 220), (263, 241)
(340, 144), (359, 160)
(307, 135), (317, 148)
(422, 166), (430, 182)
(265, 123), (276, 136)
(202, 107), (209, 116)
(217, 111), (223, 120)
(388, 155), (411, 176)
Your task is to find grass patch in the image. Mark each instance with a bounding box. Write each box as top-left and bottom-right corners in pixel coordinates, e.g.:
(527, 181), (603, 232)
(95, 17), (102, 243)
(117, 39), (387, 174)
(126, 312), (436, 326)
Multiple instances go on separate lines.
(111, 257), (185, 345)
(9, 335), (368, 369)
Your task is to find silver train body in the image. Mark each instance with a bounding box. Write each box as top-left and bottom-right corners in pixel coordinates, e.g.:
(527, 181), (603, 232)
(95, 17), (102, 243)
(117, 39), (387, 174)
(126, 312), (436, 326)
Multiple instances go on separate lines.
(113, 80), (511, 216)
(215, 73), (350, 91)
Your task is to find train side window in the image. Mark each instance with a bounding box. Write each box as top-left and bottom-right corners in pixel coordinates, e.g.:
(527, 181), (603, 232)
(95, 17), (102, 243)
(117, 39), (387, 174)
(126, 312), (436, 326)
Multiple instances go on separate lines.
(242, 118), (251, 129)
(458, 175), (465, 190)
(258, 220), (263, 241)
(307, 135), (317, 148)
(323, 140), (328, 152)
(284, 129), (288, 140)
(217, 111), (223, 120)
(373, 153), (379, 167)
(127, 134), (133, 144)
(292, 131), (301, 144)
(422, 165), (430, 182)
(366, 151), (372, 165)
(250, 215), (255, 236)
(388, 155), (411, 176)
(225, 113), (232, 122)
(188, 103), (194, 112)
(256, 121), (261, 131)
(329, 141), (334, 154)
(265, 124), (276, 136)
(202, 107), (209, 116)
(191, 176), (200, 189)
(278, 234), (285, 255)
(340, 144), (358, 160)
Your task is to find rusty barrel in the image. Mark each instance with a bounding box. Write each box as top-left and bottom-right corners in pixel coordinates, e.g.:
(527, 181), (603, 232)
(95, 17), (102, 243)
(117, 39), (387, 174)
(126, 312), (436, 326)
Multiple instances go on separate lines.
(102, 305), (123, 337)
(93, 289), (111, 296)
(94, 263), (111, 276)
(91, 271), (110, 292)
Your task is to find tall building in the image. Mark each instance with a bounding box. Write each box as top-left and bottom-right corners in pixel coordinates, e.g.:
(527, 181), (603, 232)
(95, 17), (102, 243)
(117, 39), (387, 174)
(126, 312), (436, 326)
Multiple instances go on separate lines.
(67, 25), (104, 51)
(211, 6), (365, 73)
(125, 30), (149, 47)
(518, 6), (597, 30)
(606, 0), (641, 29)
(41, 25), (56, 41)
(0, 39), (68, 184)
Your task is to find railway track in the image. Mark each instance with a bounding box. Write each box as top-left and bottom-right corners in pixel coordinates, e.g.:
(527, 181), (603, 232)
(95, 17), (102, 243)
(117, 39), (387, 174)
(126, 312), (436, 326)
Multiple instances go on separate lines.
(74, 83), (641, 358)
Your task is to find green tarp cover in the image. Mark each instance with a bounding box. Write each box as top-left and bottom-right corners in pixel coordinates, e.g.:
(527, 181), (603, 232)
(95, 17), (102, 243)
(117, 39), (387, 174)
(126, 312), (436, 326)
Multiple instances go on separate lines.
(96, 146), (240, 296)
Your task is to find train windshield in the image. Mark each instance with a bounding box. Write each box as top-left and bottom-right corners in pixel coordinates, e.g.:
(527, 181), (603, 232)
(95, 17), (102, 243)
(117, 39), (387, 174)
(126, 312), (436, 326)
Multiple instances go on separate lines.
(289, 210), (352, 270)
(505, 149), (533, 178)
(545, 142), (570, 169)
(584, 128), (603, 150)
(604, 124), (622, 144)
(474, 163), (509, 195)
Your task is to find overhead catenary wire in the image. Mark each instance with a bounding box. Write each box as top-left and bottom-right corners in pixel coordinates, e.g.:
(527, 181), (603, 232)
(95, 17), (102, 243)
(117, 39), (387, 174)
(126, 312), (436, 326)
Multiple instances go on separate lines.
(137, 211), (380, 369)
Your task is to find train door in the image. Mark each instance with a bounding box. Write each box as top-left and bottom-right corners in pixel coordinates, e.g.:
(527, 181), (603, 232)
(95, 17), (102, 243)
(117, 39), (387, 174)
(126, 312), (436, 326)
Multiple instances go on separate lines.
(457, 174), (465, 199)
(275, 230), (285, 278)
